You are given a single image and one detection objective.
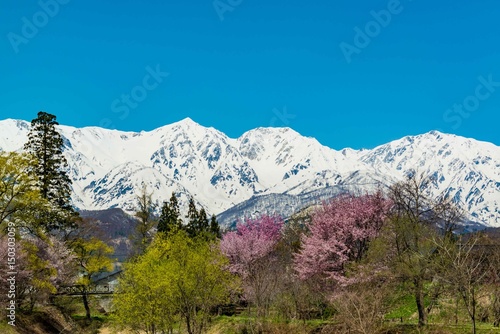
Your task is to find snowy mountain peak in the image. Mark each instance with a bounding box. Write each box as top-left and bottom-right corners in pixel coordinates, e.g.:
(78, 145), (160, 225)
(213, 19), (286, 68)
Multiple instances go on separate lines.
(0, 118), (498, 227)
(169, 116), (201, 130)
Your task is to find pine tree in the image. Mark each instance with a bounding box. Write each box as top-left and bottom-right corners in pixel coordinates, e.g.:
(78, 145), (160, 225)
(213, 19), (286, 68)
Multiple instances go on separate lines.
(197, 207), (209, 232)
(158, 201), (172, 234)
(169, 191), (180, 217)
(24, 112), (71, 207)
(210, 214), (221, 239)
(184, 197), (221, 239)
(158, 192), (181, 234)
(186, 197), (199, 238)
(23, 111), (76, 232)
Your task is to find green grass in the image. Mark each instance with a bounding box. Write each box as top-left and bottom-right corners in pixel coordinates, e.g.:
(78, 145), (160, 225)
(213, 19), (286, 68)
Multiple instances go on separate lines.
(207, 300), (500, 334)
(208, 314), (333, 334)
(0, 321), (18, 334)
(383, 323), (500, 334)
(386, 293), (417, 321)
(71, 314), (109, 322)
(209, 314), (500, 334)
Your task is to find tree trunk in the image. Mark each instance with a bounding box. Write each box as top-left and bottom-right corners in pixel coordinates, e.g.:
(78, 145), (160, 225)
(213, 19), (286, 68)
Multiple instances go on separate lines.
(82, 292), (91, 321)
(472, 289), (476, 334)
(29, 294), (36, 314)
(185, 312), (192, 334)
(415, 279), (426, 327)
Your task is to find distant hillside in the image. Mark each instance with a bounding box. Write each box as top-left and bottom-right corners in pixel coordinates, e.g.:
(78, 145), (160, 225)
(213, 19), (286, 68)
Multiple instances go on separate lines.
(79, 208), (138, 261)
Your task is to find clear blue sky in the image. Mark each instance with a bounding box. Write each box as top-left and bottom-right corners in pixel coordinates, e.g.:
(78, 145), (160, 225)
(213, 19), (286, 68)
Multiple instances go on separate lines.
(1, 0), (499, 149)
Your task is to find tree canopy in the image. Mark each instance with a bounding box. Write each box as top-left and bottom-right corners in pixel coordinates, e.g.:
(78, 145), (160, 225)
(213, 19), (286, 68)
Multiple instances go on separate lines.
(23, 111), (77, 233)
(114, 230), (236, 334)
(294, 192), (392, 284)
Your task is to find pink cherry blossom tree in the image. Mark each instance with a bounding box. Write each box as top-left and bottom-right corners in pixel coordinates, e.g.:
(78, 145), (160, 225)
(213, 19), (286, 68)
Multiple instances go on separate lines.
(220, 215), (284, 316)
(294, 192), (392, 285)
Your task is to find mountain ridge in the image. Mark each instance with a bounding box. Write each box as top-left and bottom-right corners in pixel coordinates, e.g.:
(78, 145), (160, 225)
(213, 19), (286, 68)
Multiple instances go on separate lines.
(1, 118), (498, 228)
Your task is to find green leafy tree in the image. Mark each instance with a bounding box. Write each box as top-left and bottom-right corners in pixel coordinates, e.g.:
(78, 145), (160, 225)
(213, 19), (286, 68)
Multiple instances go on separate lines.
(23, 111), (76, 232)
(113, 237), (178, 334)
(0, 152), (78, 312)
(21, 239), (58, 312)
(0, 152), (42, 230)
(114, 231), (237, 334)
(71, 237), (113, 321)
(172, 232), (235, 334)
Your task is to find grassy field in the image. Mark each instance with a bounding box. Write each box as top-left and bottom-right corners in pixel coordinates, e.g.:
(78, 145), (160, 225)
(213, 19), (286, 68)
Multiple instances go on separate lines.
(2, 292), (499, 334)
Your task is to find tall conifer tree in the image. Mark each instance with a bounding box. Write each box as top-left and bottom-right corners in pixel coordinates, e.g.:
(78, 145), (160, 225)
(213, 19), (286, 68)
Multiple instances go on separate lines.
(209, 214), (221, 239)
(186, 197), (199, 237)
(24, 111), (76, 232)
(197, 207), (209, 232)
(24, 111), (72, 209)
(158, 192), (182, 234)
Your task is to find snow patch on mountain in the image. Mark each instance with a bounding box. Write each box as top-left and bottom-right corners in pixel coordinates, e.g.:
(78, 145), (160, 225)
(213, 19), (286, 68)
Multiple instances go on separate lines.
(0, 118), (498, 227)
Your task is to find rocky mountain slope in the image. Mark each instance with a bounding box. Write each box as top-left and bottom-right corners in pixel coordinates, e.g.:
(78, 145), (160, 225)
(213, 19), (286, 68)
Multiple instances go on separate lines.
(1, 118), (498, 227)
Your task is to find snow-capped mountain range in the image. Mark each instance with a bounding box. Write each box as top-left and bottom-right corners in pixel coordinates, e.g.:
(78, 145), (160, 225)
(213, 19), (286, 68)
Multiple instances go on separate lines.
(0, 118), (499, 228)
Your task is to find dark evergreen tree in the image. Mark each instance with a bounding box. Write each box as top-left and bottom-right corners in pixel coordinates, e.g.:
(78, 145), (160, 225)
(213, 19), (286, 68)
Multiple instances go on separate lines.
(185, 198), (220, 239)
(197, 207), (209, 233)
(169, 191), (180, 217)
(185, 197), (199, 238)
(158, 202), (172, 234)
(158, 192), (181, 234)
(23, 111), (76, 232)
(209, 214), (221, 239)
(24, 111), (72, 208)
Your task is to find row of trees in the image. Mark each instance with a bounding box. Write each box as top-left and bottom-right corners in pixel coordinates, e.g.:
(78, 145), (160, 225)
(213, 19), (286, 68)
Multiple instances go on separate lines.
(215, 178), (500, 333)
(114, 191), (227, 334)
(112, 174), (499, 334)
(133, 188), (221, 256)
(113, 230), (236, 334)
(159, 194), (220, 239)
